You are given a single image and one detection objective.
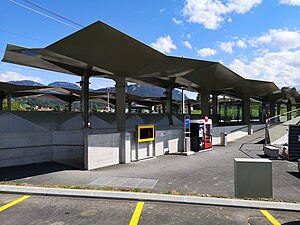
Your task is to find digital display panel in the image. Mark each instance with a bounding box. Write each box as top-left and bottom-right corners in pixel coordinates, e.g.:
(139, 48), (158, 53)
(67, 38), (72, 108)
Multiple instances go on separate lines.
(137, 125), (155, 143)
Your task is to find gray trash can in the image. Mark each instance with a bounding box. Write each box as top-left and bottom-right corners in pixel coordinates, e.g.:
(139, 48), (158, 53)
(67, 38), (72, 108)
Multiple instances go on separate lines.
(220, 132), (227, 146)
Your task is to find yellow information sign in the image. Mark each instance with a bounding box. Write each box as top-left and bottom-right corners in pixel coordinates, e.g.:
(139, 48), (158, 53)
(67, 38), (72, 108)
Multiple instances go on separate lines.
(137, 125), (155, 143)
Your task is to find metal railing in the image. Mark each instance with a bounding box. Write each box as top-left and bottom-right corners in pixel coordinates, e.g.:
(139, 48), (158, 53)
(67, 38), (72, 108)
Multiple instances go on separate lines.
(265, 108), (300, 145)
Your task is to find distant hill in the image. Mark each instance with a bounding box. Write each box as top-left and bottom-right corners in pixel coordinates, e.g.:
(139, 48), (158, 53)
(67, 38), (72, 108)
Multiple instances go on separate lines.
(48, 81), (81, 90)
(96, 83), (186, 100)
(8, 80), (187, 100)
(9, 80), (45, 86)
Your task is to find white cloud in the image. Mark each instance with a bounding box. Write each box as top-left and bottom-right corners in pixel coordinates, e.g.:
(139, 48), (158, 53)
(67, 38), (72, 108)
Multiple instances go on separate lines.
(197, 48), (218, 57)
(183, 40), (192, 49)
(186, 34), (192, 39)
(236, 39), (247, 48)
(219, 41), (235, 53)
(150, 35), (177, 54)
(172, 18), (183, 25)
(0, 71), (42, 83)
(229, 49), (300, 88)
(279, 0), (300, 6)
(183, 0), (262, 29)
(249, 28), (300, 50)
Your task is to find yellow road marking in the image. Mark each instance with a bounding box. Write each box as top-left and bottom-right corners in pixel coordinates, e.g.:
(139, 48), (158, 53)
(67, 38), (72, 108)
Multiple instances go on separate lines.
(0, 196), (30, 212)
(260, 210), (281, 225)
(129, 202), (144, 225)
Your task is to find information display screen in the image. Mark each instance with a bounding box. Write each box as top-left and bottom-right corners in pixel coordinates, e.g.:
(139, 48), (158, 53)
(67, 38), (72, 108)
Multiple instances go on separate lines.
(137, 125), (155, 143)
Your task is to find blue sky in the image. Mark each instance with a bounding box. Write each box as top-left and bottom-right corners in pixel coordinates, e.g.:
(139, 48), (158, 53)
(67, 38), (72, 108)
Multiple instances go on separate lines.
(0, 0), (300, 98)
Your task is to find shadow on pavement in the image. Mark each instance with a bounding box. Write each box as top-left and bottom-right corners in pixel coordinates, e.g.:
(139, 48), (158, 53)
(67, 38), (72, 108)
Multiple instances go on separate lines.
(287, 171), (300, 180)
(282, 221), (300, 225)
(0, 162), (76, 181)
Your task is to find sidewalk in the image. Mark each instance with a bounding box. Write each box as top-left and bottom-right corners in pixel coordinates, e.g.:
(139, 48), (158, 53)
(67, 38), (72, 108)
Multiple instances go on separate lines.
(1, 184), (300, 212)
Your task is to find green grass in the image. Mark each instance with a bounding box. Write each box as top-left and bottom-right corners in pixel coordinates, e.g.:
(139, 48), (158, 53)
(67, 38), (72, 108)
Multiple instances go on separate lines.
(0, 181), (298, 203)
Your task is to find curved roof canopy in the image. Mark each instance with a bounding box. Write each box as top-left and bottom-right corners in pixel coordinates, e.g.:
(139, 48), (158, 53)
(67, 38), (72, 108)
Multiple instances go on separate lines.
(2, 20), (294, 102)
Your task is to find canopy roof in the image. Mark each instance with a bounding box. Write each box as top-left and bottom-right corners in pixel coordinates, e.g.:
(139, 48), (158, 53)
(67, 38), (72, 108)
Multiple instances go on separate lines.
(2, 20), (298, 102)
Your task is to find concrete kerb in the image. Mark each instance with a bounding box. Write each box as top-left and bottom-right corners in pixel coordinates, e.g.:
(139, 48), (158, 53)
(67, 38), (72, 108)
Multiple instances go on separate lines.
(1, 185), (300, 212)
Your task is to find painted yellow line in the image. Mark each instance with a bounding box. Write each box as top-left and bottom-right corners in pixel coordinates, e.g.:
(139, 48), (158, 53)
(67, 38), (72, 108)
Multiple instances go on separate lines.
(129, 202), (144, 225)
(0, 196), (30, 212)
(260, 210), (281, 225)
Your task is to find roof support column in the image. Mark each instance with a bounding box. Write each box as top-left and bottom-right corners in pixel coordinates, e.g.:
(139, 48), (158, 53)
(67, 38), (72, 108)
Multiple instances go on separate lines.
(0, 95), (5, 110)
(287, 102), (292, 121)
(243, 97), (251, 125)
(68, 100), (74, 112)
(181, 88), (185, 115)
(201, 92), (210, 117)
(165, 87), (173, 125)
(261, 102), (267, 122)
(237, 104), (241, 122)
(7, 93), (12, 111)
(115, 76), (126, 132)
(276, 103), (281, 116)
(80, 72), (90, 128)
(269, 102), (276, 118)
(127, 100), (132, 113)
(114, 76), (127, 164)
(187, 102), (191, 115)
(211, 94), (218, 123)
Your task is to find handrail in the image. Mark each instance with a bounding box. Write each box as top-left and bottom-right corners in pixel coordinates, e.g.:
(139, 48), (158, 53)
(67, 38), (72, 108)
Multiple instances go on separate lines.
(266, 108), (300, 124)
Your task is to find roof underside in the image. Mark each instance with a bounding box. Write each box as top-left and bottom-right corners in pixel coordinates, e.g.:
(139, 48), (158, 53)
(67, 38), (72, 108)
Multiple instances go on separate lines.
(2, 20), (298, 102)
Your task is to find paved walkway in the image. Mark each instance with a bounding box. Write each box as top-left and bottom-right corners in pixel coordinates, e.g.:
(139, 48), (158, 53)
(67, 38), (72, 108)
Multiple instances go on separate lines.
(0, 130), (299, 202)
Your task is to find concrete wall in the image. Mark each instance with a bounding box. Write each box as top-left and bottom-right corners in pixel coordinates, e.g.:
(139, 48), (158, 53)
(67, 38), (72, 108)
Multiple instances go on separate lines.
(130, 129), (183, 161)
(212, 124), (265, 145)
(0, 130), (84, 168)
(85, 132), (121, 170)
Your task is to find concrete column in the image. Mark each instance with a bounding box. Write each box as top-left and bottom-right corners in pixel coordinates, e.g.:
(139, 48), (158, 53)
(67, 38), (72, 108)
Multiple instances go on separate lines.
(162, 102), (166, 114)
(224, 104), (228, 122)
(80, 73), (90, 128)
(261, 102), (267, 122)
(276, 103), (281, 116)
(68, 100), (73, 112)
(287, 103), (292, 121)
(181, 88), (185, 114)
(243, 97), (251, 125)
(237, 104), (241, 122)
(114, 76), (127, 164)
(211, 94), (218, 123)
(0, 95), (5, 110)
(165, 87), (173, 125)
(187, 102), (191, 115)
(7, 93), (12, 111)
(201, 92), (210, 117)
(115, 76), (126, 132)
(269, 102), (276, 118)
(128, 100), (132, 113)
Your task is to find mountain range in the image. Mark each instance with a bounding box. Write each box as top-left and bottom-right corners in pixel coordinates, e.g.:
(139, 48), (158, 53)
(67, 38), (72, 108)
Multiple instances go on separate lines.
(9, 80), (186, 100)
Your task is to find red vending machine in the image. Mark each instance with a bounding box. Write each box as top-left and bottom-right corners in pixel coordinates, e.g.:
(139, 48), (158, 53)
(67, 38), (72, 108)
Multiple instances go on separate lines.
(190, 116), (213, 151)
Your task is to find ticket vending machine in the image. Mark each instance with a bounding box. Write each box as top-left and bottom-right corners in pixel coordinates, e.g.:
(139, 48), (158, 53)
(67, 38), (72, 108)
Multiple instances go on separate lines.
(190, 117), (213, 151)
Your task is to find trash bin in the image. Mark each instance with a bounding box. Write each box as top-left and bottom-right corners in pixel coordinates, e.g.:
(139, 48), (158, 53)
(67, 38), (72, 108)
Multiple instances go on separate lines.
(220, 132), (227, 146)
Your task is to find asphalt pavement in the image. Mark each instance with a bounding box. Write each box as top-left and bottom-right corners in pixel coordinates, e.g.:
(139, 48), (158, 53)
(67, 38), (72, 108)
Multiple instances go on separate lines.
(1, 194), (299, 225)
